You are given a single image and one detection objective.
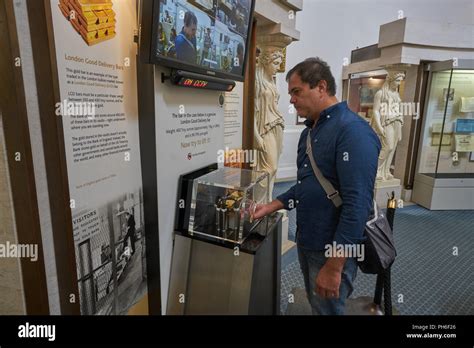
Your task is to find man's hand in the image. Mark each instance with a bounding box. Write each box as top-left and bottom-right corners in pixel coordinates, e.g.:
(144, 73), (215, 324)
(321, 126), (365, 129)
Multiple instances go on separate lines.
(315, 257), (346, 299)
(252, 199), (284, 220)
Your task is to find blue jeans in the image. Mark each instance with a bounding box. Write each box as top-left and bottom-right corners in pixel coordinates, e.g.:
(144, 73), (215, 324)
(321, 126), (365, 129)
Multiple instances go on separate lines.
(297, 244), (358, 315)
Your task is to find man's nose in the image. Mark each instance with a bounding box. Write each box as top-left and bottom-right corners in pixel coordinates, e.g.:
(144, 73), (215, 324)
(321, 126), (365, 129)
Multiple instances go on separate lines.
(290, 96), (296, 104)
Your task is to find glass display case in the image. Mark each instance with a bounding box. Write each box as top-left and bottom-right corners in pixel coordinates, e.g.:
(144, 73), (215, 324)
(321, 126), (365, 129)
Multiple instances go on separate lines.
(188, 167), (269, 244)
(413, 59), (474, 210)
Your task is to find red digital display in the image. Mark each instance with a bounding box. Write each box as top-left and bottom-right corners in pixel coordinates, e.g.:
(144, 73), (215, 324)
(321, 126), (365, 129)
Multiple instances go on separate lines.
(180, 78), (209, 89)
(174, 75), (235, 91)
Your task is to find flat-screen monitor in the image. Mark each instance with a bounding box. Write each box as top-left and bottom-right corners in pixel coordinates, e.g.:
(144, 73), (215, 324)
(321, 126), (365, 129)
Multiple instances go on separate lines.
(141, 0), (255, 82)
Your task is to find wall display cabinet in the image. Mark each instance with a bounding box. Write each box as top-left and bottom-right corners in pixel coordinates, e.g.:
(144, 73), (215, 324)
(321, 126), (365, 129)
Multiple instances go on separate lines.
(412, 59), (474, 210)
(346, 69), (408, 122)
(346, 69), (389, 122)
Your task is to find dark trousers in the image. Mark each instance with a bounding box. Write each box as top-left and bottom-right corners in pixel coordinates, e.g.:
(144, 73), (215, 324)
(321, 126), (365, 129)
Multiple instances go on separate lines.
(123, 231), (136, 254)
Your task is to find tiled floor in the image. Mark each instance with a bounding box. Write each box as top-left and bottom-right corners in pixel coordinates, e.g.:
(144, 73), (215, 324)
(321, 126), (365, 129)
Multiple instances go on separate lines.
(274, 181), (474, 315)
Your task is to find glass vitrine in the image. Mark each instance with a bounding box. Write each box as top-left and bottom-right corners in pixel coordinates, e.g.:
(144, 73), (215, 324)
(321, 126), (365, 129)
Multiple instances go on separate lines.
(189, 167), (269, 244)
(413, 59), (474, 209)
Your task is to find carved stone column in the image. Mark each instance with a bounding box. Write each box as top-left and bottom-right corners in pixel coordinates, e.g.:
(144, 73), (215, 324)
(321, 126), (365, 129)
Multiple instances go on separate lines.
(252, 1), (302, 254)
(254, 35), (293, 198)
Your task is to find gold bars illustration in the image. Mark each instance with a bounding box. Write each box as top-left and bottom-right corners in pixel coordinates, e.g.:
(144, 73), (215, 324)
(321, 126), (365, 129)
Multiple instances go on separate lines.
(58, 0), (116, 46)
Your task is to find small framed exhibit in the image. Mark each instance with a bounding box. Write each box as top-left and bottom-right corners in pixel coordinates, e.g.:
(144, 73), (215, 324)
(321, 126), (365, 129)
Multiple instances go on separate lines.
(412, 59), (474, 210)
(455, 118), (474, 133)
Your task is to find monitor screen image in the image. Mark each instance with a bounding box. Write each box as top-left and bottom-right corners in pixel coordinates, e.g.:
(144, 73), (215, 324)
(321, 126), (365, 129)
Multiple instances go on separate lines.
(150, 0), (254, 81)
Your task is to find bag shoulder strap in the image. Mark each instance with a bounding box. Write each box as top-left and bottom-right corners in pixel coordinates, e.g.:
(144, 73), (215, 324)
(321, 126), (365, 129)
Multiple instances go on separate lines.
(366, 201), (378, 227)
(306, 130), (343, 208)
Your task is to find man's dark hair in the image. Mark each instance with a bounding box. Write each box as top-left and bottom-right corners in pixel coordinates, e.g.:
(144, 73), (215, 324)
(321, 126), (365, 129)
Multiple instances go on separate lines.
(184, 11), (197, 27)
(286, 57), (337, 96)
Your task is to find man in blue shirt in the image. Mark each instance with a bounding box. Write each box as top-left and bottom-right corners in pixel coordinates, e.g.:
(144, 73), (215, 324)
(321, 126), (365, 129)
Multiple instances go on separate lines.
(175, 11), (197, 64)
(253, 57), (381, 315)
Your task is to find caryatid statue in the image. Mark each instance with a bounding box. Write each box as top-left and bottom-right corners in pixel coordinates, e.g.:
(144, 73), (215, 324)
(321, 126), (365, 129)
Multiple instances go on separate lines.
(254, 46), (286, 197)
(370, 70), (406, 182)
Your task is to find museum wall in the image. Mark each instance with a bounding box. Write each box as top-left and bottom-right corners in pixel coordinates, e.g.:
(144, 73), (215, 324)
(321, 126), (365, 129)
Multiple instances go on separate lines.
(8, 0), (60, 314)
(6, 0), (146, 315)
(0, 112), (26, 314)
(276, 0), (474, 181)
(153, 66), (225, 313)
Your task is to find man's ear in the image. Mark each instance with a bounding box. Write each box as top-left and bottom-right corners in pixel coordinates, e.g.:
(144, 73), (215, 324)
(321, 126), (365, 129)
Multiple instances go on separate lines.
(318, 80), (328, 94)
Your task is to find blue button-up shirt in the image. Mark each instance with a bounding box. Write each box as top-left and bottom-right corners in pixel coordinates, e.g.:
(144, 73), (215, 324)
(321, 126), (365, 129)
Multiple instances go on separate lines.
(175, 31), (197, 64)
(277, 101), (381, 251)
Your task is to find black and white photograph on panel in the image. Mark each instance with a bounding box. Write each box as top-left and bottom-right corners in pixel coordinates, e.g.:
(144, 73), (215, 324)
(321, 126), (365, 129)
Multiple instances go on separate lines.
(74, 188), (147, 315)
